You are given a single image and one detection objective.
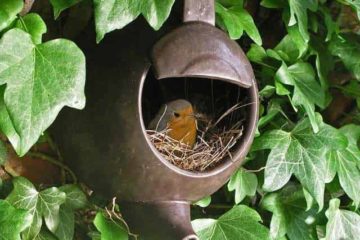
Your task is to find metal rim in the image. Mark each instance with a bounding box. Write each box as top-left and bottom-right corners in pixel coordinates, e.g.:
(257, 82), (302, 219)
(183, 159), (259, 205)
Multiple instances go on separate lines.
(138, 66), (259, 178)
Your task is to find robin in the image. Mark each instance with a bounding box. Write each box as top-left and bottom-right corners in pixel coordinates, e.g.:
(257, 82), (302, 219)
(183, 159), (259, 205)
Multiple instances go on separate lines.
(148, 99), (197, 148)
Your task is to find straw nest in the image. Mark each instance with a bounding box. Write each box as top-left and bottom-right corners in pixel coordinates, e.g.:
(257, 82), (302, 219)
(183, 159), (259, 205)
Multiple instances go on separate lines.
(146, 103), (247, 172)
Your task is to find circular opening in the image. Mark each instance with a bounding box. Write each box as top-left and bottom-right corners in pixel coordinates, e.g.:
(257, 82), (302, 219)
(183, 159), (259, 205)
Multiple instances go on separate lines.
(141, 69), (255, 173)
(183, 235), (199, 240)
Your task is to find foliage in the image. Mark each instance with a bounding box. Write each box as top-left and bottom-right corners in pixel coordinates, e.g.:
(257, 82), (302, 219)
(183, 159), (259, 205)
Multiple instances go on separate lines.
(0, 0), (359, 239)
(324, 198), (360, 240)
(93, 212), (128, 240)
(4, 177), (87, 240)
(192, 205), (270, 240)
(0, 199), (31, 240)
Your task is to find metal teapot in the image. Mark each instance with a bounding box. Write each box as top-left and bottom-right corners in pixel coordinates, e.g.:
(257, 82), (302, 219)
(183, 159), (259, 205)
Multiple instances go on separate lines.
(52, 0), (258, 239)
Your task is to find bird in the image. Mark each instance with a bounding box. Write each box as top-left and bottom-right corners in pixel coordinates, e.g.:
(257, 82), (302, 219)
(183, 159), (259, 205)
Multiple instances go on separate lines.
(148, 99), (197, 148)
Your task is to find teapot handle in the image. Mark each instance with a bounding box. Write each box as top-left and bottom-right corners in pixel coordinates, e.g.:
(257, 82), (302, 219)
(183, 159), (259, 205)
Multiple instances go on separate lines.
(183, 0), (215, 26)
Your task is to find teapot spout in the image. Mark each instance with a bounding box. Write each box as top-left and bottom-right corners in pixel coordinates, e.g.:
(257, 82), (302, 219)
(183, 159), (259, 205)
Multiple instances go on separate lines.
(121, 201), (198, 240)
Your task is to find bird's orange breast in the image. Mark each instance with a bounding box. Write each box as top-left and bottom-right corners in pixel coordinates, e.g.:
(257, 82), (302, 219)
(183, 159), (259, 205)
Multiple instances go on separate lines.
(167, 106), (197, 148)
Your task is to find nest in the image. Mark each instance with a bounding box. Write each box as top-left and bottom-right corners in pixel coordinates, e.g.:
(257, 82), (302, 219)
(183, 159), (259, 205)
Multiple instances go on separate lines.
(146, 103), (248, 172)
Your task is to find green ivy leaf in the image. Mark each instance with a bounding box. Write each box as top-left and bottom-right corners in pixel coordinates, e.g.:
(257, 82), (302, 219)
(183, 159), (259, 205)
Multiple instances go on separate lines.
(194, 196), (212, 208)
(6, 177), (66, 240)
(329, 34), (360, 81)
(258, 99), (285, 130)
(259, 85), (276, 98)
(275, 62), (325, 132)
(15, 14), (47, 44)
(260, 0), (287, 8)
(215, 2), (262, 45)
(192, 205), (270, 240)
(309, 36), (333, 90)
(0, 29), (86, 156)
(59, 184), (87, 210)
(0, 0), (23, 32)
(94, 212), (128, 240)
(287, 0), (318, 42)
(247, 44), (279, 69)
(54, 185), (88, 240)
(33, 228), (58, 240)
(325, 198), (360, 240)
(0, 86), (20, 152)
(94, 0), (175, 42)
(49, 0), (82, 19)
(275, 34), (303, 62)
(325, 125), (360, 208)
(253, 115), (348, 210)
(320, 6), (338, 41)
(0, 199), (32, 240)
(261, 185), (317, 240)
(227, 168), (258, 204)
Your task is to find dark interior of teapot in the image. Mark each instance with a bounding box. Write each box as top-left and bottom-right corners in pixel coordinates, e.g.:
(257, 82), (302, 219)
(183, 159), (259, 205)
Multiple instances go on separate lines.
(141, 68), (253, 171)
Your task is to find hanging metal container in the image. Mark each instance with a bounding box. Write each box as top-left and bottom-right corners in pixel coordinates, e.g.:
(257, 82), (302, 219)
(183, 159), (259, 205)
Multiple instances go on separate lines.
(52, 0), (258, 239)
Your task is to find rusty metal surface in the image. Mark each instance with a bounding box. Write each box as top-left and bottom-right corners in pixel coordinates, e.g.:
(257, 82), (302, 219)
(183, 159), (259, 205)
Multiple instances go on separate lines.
(151, 22), (254, 88)
(184, 0), (215, 25)
(121, 201), (198, 240)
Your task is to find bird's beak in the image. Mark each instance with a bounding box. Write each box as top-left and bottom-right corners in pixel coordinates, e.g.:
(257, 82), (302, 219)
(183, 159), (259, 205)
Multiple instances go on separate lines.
(190, 113), (206, 121)
(187, 113), (196, 119)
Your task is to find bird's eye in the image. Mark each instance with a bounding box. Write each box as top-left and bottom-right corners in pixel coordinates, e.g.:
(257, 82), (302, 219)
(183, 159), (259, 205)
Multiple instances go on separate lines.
(173, 112), (180, 118)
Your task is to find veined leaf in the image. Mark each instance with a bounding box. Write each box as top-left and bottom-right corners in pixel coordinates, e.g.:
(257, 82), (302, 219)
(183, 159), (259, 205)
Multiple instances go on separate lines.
(94, 212), (128, 240)
(261, 184), (317, 240)
(253, 115), (348, 210)
(275, 62), (325, 132)
(0, 0), (23, 32)
(192, 205), (270, 240)
(215, 2), (262, 45)
(94, 0), (175, 42)
(49, 0), (82, 19)
(329, 34), (360, 81)
(194, 196), (212, 208)
(309, 36), (333, 90)
(15, 13), (47, 44)
(0, 29), (86, 156)
(258, 99), (286, 130)
(0, 199), (32, 240)
(287, 0), (318, 42)
(325, 125), (360, 208)
(275, 33), (304, 62)
(54, 185), (88, 240)
(228, 168), (258, 204)
(6, 177), (66, 240)
(325, 198), (360, 240)
(33, 228), (58, 240)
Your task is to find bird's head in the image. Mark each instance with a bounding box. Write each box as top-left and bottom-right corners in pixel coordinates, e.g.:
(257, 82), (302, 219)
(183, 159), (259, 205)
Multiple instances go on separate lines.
(166, 99), (195, 128)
